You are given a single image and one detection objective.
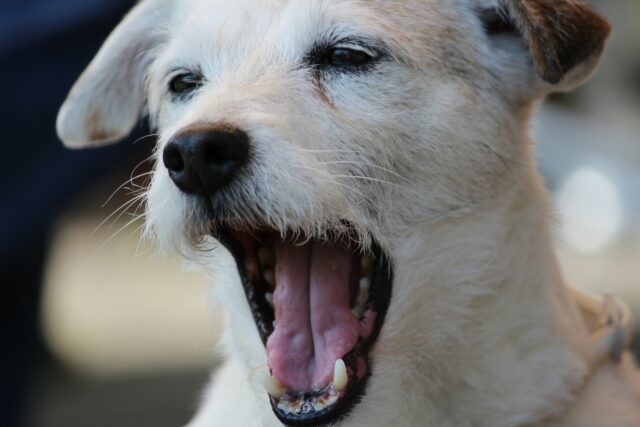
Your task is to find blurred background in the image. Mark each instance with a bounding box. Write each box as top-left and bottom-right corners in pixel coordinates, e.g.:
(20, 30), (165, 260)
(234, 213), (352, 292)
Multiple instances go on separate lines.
(0, 1), (638, 426)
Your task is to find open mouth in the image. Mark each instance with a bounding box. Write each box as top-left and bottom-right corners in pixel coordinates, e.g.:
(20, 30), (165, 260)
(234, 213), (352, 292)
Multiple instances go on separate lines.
(215, 226), (392, 426)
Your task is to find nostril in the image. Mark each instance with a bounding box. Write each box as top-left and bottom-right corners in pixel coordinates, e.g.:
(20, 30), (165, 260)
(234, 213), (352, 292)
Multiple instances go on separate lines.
(163, 143), (185, 172)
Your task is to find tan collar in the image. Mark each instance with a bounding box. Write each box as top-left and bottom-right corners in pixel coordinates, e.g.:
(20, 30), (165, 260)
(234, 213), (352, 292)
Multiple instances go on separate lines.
(571, 287), (633, 369)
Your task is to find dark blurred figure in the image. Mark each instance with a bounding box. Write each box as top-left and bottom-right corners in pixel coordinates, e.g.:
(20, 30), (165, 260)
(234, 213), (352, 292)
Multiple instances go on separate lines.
(0, 2), (150, 426)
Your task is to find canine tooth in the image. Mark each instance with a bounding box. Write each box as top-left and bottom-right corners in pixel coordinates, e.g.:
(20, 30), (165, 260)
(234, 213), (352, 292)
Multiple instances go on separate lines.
(258, 371), (284, 398)
(333, 359), (348, 391)
(265, 292), (274, 308)
(361, 255), (373, 274)
(258, 247), (276, 268)
(264, 269), (275, 287)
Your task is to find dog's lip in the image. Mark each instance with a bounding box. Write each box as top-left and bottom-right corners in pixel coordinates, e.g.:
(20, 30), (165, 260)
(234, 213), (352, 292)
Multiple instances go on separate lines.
(213, 225), (393, 425)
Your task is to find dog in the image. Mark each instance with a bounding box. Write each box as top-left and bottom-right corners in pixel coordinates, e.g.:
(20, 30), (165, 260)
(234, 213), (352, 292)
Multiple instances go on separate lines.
(56, 0), (640, 425)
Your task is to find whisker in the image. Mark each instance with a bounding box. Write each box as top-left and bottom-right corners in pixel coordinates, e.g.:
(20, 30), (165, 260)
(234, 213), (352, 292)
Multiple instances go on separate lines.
(329, 174), (404, 189)
(107, 196), (146, 229)
(125, 217), (147, 242)
(132, 133), (160, 146)
(128, 153), (156, 177)
(93, 214), (145, 255)
(102, 171), (154, 208)
(296, 147), (412, 186)
(89, 194), (145, 238)
(291, 165), (376, 205)
(298, 149), (361, 153)
(316, 160), (411, 184)
(100, 149), (156, 206)
(133, 221), (150, 259)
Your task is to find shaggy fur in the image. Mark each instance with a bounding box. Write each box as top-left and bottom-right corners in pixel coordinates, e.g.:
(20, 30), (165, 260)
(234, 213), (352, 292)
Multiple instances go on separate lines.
(57, 0), (640, 426)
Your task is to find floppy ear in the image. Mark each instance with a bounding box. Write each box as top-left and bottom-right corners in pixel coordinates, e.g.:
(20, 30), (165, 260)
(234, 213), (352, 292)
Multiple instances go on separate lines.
(57, 0), (172, 149)
(482, 0), (611, 94)
(505, 0), (611, 86)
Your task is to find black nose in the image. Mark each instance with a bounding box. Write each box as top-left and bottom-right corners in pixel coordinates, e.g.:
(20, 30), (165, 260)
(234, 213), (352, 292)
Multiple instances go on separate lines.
(163, 125), (250, 196)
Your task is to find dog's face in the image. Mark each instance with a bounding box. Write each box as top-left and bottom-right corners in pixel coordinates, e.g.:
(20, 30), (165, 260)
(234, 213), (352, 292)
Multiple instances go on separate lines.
(58, 0), (609, 424)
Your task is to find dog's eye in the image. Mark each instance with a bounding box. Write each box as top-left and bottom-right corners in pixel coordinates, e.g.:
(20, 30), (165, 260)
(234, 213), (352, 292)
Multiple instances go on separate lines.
(328, 48), (373, 67)
(169, 73), (203, 95)
(308, 43), (378, 70)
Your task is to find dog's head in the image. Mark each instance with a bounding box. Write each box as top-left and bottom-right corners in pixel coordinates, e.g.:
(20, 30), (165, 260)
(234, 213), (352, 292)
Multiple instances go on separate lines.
(57, 0), (609, 424)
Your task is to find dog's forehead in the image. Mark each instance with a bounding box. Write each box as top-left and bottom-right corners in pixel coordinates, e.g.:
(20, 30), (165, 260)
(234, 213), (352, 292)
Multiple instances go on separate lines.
(168, 0), (456, 60)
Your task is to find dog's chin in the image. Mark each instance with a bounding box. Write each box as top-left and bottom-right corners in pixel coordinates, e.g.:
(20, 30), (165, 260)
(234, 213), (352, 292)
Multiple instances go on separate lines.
(213, 224), (393, 426)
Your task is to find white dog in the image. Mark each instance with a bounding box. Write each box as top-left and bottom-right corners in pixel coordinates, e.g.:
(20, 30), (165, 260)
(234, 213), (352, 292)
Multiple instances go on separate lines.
(57, 0), (640, 425)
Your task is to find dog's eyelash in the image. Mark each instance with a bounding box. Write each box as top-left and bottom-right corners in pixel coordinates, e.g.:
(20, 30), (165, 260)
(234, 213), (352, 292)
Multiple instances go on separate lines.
(305, 39), (384, 72)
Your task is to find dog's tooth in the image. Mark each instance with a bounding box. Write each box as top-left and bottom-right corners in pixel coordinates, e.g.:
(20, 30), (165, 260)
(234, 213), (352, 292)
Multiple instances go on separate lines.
(264, 269), (275, 287)
(351, 278), (371, 318)
(359, 277), (370, 294)
(258, 371), (284, 398)
(361, 255), (373, 274)
(333, 359), (348, 391)
(258, 247), (276, 268)
(265, 292), (274, 308)
(324, 393), (339, 407)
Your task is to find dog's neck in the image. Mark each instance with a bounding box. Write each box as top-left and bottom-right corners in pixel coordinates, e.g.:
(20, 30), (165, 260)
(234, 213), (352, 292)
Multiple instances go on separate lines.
(357, 153), (591, 425)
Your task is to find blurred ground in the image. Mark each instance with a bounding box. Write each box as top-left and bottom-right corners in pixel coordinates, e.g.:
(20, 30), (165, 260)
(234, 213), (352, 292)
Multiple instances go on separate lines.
(24, 364), (211, 427)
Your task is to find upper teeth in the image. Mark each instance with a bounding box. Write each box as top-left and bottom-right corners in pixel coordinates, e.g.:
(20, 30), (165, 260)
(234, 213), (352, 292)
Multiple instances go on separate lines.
(359, 277), (370, 293)
(263, 269), (275, 288)
(265, 292), (274, 308)
(353, 276), (371, 318)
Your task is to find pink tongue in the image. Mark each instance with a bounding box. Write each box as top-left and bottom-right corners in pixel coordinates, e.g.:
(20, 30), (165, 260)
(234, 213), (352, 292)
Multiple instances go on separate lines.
(266, 240), (360, 391)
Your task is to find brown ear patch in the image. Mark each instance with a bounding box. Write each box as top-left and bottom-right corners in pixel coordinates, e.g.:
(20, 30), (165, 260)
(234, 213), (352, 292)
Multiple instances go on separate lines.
(507, 0), (611, 84)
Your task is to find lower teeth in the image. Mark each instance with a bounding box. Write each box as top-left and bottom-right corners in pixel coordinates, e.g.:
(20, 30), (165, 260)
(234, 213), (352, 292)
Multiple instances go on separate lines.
(263, 357), (349, 413)
(259, 371), (284, 398)
(333, 359), (348, 391)
(276, 385), (342, 415)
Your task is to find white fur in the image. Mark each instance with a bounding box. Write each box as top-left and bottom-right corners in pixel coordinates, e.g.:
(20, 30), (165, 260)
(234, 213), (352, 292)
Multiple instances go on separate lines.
(57, 0), (640, 425)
